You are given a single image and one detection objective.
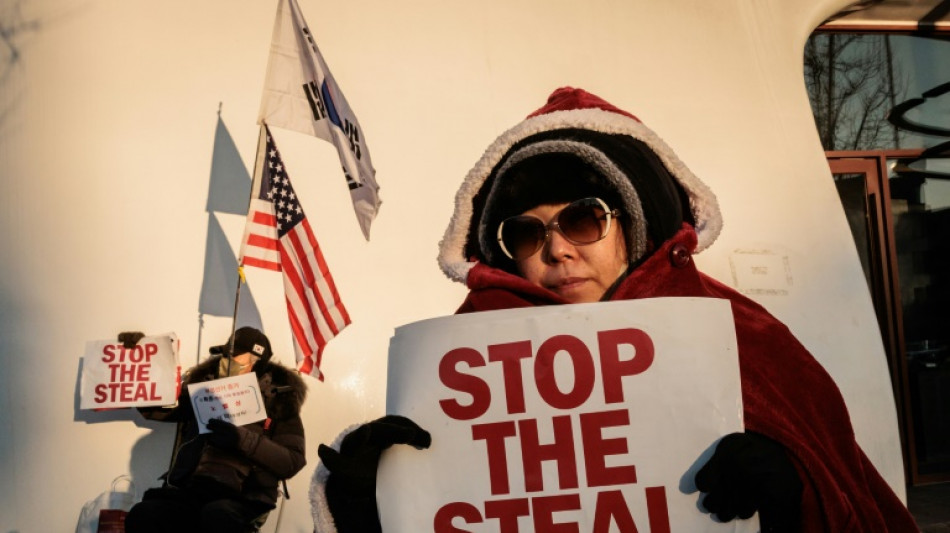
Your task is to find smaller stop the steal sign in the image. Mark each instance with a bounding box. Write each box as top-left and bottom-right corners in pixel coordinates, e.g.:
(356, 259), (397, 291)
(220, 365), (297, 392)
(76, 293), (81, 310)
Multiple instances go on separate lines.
(379, 297), (758, 533)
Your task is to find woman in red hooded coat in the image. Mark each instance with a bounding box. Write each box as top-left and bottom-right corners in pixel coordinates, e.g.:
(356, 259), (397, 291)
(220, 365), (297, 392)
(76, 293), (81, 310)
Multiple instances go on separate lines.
(312, 87), (918, 533)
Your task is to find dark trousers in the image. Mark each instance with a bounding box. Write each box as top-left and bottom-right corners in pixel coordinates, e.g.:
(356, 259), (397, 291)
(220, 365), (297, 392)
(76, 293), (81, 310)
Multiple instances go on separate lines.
(124, 488), (269, 533)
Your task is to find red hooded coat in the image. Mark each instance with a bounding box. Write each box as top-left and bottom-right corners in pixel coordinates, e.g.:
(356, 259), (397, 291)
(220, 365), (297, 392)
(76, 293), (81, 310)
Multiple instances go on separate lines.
(457, 225), (917, 532)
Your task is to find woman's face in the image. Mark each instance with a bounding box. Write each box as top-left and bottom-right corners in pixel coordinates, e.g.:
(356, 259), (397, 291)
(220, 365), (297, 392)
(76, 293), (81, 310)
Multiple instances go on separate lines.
(231, 352), (254, 369)
(514, 202), (628, 303)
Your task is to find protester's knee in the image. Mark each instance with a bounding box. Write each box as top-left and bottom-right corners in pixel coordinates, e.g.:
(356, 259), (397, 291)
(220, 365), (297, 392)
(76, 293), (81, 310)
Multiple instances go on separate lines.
(124, 500), (167, 533)
(200, 499), (258, 533)
(123, 504), (146, 533)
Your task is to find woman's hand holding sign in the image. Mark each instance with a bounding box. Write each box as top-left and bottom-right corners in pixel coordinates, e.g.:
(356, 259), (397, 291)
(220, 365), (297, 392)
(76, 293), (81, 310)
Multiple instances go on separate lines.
(118, 331), (145, 348)
(319, 415), (432, 533)
(206, 418), (244, 449)
(695, 432), (803, 532)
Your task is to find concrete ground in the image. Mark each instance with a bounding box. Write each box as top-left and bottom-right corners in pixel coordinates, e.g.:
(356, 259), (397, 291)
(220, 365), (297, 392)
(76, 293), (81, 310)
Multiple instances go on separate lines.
(909, 482), (950, 532)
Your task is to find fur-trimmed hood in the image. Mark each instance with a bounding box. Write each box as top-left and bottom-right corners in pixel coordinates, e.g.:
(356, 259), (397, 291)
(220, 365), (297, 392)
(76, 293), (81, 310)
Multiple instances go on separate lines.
(437, 87), (722, 284)
(185, 355), (307, 421)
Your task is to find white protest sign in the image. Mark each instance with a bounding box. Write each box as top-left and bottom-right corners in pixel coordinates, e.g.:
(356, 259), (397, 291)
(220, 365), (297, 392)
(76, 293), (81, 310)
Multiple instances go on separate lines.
(378, 297), (758, 533)
(80, 333), (180, 409)
(187, 372), (267, 433)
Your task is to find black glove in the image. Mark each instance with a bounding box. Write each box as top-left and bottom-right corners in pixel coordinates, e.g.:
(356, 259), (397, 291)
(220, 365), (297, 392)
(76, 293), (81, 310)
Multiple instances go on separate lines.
(117, 331), (145, 349)
(206, 418), (243, 450)
(695, 432), (803, 533)
(318, 415), (431, 533)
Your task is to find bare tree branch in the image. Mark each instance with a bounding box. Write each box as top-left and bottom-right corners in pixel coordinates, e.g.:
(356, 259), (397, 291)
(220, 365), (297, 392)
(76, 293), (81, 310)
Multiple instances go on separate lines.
(805, 33), (908, 151)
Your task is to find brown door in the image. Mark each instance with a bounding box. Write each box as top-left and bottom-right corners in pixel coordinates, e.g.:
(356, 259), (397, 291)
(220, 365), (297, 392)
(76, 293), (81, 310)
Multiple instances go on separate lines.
(829, 152), (950, 485)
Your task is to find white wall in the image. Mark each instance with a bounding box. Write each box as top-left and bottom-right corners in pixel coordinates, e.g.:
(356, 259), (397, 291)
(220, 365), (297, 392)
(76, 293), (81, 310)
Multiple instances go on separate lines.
(0, 0), (903, 531)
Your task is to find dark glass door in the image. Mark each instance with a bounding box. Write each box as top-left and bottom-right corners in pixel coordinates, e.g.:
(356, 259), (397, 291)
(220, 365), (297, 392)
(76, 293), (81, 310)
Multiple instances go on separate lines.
(889, 161), (950, 481)
(829, 153), (950, 484)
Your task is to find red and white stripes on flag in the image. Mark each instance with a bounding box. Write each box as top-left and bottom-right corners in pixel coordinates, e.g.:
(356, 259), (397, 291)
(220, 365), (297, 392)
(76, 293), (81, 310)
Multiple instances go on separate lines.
(239, 124), (350, 380)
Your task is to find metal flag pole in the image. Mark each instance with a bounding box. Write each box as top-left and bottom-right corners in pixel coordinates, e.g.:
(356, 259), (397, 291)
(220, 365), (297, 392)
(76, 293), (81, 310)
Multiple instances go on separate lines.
(224, 123), (268, 377)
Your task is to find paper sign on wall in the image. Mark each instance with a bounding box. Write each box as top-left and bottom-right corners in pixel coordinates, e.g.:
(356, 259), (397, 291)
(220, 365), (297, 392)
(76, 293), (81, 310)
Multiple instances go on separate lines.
(80, 333), (180, 409)
(187, 372), (266, 433)
(378, 297), (758, 532)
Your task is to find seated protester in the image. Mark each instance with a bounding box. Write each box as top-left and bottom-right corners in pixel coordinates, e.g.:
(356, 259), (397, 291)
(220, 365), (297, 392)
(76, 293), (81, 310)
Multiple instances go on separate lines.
(311, 88), (918, 533)
(124, 327), (307, 533)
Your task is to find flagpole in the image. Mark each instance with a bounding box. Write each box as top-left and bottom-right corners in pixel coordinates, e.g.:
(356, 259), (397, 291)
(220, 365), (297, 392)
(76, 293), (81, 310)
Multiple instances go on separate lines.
(223, 267), (242, 377)
(225, 123), (268, 376)
(196, 312), (204, 367)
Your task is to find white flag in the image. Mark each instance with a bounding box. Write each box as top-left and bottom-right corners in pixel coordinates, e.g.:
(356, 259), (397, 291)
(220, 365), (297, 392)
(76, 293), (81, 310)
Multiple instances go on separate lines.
(258, 0), (380, 240)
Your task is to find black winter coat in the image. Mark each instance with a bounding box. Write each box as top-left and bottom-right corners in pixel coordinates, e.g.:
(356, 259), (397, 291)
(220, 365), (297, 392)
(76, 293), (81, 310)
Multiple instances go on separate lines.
(139, 355), (307, 510)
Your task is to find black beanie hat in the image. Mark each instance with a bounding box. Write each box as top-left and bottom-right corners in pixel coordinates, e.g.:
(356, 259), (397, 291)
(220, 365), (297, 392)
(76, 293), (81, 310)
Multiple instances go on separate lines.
(210, 326), (273, 362)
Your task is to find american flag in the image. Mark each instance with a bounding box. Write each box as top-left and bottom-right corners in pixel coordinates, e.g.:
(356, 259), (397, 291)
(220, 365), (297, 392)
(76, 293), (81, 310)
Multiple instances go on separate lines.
(239, 124), (350, 379)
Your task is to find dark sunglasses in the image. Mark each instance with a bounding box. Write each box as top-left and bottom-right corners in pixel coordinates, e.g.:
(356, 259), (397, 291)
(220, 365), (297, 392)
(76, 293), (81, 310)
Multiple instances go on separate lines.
(496, 197), (620, 261)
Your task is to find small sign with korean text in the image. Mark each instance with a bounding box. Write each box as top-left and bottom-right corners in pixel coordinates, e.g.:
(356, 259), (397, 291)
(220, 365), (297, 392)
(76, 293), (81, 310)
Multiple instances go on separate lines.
(188, 373), (266, 432)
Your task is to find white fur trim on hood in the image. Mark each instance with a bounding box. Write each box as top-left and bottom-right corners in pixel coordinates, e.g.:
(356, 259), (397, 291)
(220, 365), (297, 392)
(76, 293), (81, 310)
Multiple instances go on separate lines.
(310, 423), (362, 533)
(437, 104), (722, 283)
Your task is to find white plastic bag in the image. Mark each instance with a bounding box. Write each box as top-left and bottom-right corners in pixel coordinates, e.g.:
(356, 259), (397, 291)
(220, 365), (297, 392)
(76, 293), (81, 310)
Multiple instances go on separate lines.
(76, 475), (137, 533)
